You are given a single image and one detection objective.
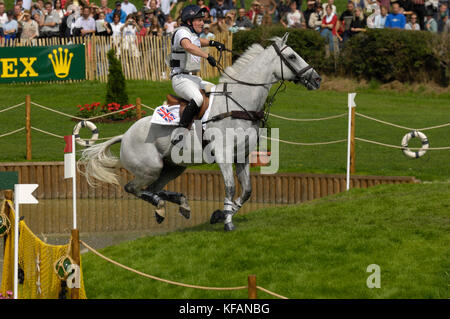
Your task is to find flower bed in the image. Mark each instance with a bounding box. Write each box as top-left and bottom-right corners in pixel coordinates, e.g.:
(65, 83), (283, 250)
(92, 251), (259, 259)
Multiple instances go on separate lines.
(74, 102), (147, 123)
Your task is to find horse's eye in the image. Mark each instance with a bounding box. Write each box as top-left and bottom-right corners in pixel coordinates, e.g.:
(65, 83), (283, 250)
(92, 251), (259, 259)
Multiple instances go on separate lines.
(288, 54), (296, 61)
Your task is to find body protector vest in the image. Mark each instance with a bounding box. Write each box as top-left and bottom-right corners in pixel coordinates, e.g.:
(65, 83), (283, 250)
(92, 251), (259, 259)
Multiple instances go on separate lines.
(167, 26), (202, 74)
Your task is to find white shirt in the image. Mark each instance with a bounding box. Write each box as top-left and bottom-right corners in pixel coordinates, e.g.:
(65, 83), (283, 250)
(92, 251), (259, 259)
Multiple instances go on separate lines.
(0, 13), (7, 25)
(121, 2), (137, 15)
(160, 0), (177, 16)
(171, 27), (201, 75)
(122, 24), (136, 37)
(111, 21), (124, 37)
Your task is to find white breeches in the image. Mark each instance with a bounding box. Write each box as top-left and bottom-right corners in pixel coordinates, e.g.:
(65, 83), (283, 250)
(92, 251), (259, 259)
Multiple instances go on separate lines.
(171, 74), (213, 107)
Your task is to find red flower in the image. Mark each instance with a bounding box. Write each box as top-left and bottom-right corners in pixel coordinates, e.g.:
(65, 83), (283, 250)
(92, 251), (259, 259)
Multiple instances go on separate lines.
(84, 104), (89, 107)
(120, 111), (126, 115)
(80, 107), (85, 111)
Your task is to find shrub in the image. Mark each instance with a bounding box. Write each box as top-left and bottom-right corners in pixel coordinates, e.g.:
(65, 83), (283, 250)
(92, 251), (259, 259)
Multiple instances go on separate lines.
(105, 48), (129, 107)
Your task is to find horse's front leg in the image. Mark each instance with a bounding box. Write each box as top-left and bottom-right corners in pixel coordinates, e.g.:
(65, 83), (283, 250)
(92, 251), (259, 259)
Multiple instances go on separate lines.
(218, 162), (238, 231)
(234, 160), (252, 214)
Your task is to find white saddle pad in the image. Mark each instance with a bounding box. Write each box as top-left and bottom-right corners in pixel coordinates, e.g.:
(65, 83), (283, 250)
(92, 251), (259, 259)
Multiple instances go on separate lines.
(150, 86), (215, 130)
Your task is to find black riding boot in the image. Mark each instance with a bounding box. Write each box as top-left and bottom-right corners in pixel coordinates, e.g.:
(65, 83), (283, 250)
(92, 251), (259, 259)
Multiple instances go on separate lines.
(171, 99), (200, 146)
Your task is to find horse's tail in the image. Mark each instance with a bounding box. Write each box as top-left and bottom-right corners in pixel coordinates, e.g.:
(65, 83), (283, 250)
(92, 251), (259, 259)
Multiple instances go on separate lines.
(78, 135), (123, 187)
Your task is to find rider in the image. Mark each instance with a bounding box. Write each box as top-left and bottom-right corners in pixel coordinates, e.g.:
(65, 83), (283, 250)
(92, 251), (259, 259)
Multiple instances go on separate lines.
(170, 4), (226, 145)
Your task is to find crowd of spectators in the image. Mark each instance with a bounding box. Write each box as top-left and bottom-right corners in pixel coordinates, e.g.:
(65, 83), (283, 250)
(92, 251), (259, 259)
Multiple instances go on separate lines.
(0, 0), (449, 51)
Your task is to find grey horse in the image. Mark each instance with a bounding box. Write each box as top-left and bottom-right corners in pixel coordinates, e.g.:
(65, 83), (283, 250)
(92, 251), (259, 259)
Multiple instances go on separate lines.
(78, 33), (321, 231)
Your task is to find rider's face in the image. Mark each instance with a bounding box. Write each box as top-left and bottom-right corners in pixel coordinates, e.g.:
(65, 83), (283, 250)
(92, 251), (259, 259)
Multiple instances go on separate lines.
(191, 18), (204, 33)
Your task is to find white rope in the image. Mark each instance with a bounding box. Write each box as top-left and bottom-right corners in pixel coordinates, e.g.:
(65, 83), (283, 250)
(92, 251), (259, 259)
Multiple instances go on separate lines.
(355, 137), (450, 150)
(268, 112), (347, 122)
(141, 103), (155, 111)
(356, 112), (450, 131)
(261, 135), (347, 146)
(0, 102), (25, 114)
(30, 101), (136, 121)
(31, 126), (64, 139)
(0, 127), (25, 139)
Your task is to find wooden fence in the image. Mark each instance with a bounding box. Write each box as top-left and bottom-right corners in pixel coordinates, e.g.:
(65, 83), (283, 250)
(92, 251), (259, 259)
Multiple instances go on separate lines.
(0, 33), (233, 82)
(0, 162), (420, 203)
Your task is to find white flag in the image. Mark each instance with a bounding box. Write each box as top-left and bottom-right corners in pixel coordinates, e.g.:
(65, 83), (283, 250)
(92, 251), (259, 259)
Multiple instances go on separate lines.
(64, 153), (75, 179)
(348, 93), (357, 108)
(14, 184), (38, 204)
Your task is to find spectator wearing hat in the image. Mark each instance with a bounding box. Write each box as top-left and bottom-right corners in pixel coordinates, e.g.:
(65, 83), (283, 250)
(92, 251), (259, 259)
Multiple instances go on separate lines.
(121, 0), (137, 16)
(385, 2), (406, 28)
(2, 10), (19, 40)
(424, 9), (438, 31)
(106, 1), (127, 23)
(18, 10), (39, 40)
(200, 23), (215, 38)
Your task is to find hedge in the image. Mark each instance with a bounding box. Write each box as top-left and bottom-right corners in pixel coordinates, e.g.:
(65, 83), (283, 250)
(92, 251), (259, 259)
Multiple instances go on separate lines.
(232, 27), (449, 87)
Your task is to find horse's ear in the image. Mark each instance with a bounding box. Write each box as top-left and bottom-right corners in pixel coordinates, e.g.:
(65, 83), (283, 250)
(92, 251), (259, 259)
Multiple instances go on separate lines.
(281, 32), (289, 45)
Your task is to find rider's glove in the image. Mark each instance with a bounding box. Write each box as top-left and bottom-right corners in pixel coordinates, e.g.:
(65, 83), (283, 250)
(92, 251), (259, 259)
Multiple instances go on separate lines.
(207, 54), (217, 67)
(209, 40), (225, 51)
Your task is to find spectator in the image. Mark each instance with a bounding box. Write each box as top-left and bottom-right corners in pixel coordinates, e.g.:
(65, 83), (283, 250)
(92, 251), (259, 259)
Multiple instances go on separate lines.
(282, 1), (305, 28)
(106, 1), (127, 23)
(136, 16), (147, 36)
(349, 6), (367, 36)
(234, 7), (253, 29)
(62, 5), (80, 36)
(163, 14), (177, 34)
(148, 0), (165, 27)
(275, 0), (291, 24)
(322, 0), (337, 14)
(160, 0), (177, 19)
(210, 11), (228, 32)
(350, 0), (366, 9)
(121, 14), (138, 36)
(53, 0), (65, 19)
(308, 3), (323, 30)
(204, 8), (213, 23)
(424, 9), (438, 31)
(95, 11), (112, 35)
(100, 0), (113, 15)
(303, 0), (316, 29)
(199, 23), (215, 38)
(365, 0), (379, 12)
(442, 13), (450, 32)
(91, 3), (102, 20)
(259, 0), (277, 18)
(385, 2), (406, 28)
(110, 12), (124, 40)
(320, 4), (339, 54)
(197, 0), (209, 10)
(73, 7), (95, 36)
(0, 3), (8, 25)
(40, 1), (61, 37)
(142, 7), (152, 27)
(3, 10), (19, 40)
(210, 0), (230, 20)
(18, 10), (39, 41)
(247, 0), (261, 24)
(410, 0), (426, 29)
(337, 0), (355, 43)
(370, 5), (388, 28)
(224, 10), (238, 31)
(121, 0), (137, 16)
(14, 4), (24, 21)
(148, 15), (162, 35)
(405, 12), (421, 29)
(437, 3), (448, 32)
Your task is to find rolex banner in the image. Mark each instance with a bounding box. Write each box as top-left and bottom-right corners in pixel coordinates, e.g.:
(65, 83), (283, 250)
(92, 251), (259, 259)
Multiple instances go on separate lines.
(0, 44), (85, 83)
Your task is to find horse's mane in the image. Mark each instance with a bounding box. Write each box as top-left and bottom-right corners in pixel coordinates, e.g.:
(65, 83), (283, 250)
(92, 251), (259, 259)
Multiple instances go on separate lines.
(219, 37), (284, 83)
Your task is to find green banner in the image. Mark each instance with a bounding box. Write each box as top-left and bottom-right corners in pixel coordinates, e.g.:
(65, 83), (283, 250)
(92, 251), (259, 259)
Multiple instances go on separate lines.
(0, 172), (19, 190)
(0, 44), (85, 83)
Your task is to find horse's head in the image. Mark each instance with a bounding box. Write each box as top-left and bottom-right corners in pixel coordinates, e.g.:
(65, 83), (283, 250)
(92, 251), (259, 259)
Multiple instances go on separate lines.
(271, 33), (321, 90)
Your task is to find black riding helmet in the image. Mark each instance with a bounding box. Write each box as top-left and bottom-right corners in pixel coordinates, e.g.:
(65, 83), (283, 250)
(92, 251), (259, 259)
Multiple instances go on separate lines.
(180, 5), (207, 24)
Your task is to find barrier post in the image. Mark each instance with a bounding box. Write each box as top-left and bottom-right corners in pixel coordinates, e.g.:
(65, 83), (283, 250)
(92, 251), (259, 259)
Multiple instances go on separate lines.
(136, 97), (142, 120)
(248, 275), (257, 299)
(3, 190), (13, 250)
(70, 229), (80, 299)
(346, 93), (356, 190)
(25, 95), (31, 161)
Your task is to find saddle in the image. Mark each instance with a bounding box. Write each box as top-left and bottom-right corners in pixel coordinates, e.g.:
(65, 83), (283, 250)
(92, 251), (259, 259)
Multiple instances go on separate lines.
(165, 90), (210, 129)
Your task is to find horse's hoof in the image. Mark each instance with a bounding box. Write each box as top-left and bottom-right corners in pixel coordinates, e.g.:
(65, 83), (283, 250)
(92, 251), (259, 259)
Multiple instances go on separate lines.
(224, 222), (235, 232)
(154, 211), (165, 224)
(210, 209), (225, 224)
(179, 206), (191, 219)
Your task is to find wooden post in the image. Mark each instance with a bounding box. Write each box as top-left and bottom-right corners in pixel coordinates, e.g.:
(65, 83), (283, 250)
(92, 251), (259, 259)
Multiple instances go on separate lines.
(136, 97), (142, 120)
(248, 275), (257, 299)
(3, 190), (13, 251)
(350, 106), (356, 174)
(25, 95), (31, 161)
(70, 229), (80, 299)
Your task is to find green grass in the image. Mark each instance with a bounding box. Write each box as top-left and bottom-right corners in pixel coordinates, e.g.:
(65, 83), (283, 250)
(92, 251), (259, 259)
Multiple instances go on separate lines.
(81, 182), (450, 299)
(0, 79), (449, 181)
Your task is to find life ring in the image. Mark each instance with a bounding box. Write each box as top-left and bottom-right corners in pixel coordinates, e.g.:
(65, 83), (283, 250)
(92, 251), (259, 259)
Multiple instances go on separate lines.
(401, 130), (429, 158)
(73, 120), (99, 147)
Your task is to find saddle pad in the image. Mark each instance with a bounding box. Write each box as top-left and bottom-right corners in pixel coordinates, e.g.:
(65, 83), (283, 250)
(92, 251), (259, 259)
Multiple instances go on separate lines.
(150, 86), (215, 130)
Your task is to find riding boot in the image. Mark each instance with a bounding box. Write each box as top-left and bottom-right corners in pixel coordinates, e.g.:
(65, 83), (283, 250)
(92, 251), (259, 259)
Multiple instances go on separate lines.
(171, 99), (200, 146)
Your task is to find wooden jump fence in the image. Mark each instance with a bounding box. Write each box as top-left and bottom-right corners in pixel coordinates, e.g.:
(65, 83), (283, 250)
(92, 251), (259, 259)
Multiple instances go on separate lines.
(0, 33), (233, 82)
(0, 162), (419, 203)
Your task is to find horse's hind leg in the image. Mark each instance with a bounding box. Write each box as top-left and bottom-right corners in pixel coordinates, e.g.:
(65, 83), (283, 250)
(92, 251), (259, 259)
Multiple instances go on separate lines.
(234, 161), (252, 213)
(124, 176), (167, 224)
(145, 165), (190, 219)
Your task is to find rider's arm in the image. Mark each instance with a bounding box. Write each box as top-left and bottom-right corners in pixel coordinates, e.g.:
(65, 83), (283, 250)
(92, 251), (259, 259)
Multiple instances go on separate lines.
(180, 38), (209, 59)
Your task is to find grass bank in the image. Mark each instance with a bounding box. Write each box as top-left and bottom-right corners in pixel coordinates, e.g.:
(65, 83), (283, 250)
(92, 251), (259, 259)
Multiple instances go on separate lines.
(81, 182), (450, 299)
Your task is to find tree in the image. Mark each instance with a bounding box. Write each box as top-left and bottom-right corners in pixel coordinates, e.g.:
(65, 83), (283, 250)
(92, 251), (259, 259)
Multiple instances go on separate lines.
(105, 48), (128, 107)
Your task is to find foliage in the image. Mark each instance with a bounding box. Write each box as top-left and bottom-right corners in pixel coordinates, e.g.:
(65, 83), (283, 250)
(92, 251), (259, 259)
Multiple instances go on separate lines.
(105, 48), (129, 107)
(75, 101), (141, 121)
